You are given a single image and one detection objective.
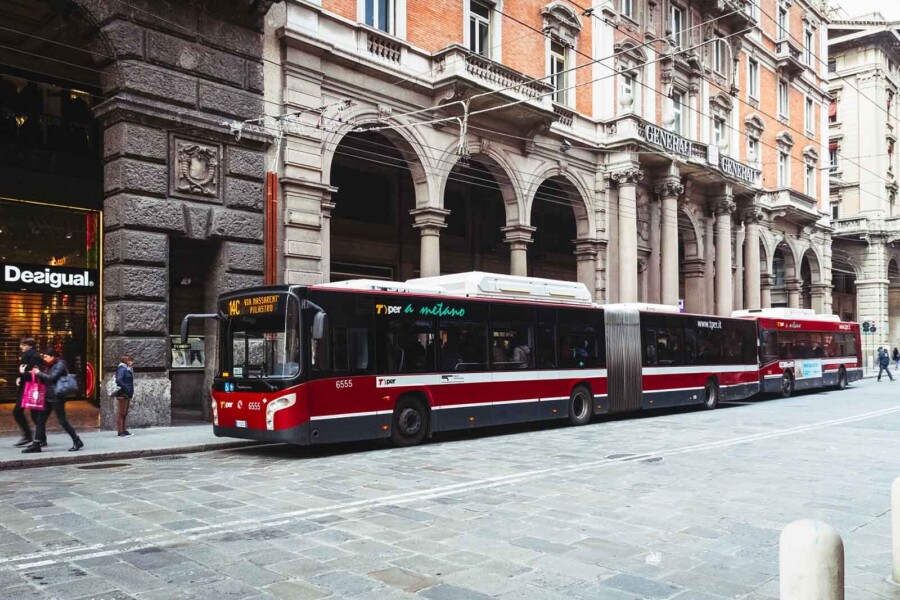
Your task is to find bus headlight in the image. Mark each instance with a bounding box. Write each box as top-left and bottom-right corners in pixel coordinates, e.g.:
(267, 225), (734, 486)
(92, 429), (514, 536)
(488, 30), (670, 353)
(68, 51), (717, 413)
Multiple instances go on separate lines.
(265, 393), (296, 430)
(212, 399), (219, 426)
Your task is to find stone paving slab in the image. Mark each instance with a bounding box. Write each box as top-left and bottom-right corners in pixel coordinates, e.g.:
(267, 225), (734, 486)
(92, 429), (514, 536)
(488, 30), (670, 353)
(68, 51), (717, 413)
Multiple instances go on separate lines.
(0, 424), (259, 470)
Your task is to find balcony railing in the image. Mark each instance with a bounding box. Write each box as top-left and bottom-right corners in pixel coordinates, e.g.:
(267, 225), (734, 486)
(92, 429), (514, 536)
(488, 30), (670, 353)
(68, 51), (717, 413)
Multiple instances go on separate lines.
(702, 0), (756, 30)
(775, 39), (805, 78)
(366, 31), (402, 63)
(461, 50), (553, 101)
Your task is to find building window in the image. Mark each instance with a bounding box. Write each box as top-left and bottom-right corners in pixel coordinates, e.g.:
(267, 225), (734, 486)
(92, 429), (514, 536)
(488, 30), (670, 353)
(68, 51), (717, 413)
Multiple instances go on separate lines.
(672, 90), (685, 136)
(829, 144), (838, 173)
(748, 59), (759, 99)
(828, 99), (837, 123)
(778, 151), (789, 187)
(550, 40), (568, 105)
(713, 37), (726, 74)
(620, 72), (634, 99)
(620, 0), (633, 19)
(713, 117), (726, 148)
(805, 97), (814, 133)
(670, 5), (684, 48)
(778, 80), (789, 118)
(805, 164), (815, 196)
(748, 137), (758, 163)
(469, 0), (491, 56)
(365, 0), (395, 33)
(745, 0), (759, 25)
(777, 4), (788, 39)
(828, 59), (836, 73)
(804, 28), (813, 66)
(831, 202), (840, 220)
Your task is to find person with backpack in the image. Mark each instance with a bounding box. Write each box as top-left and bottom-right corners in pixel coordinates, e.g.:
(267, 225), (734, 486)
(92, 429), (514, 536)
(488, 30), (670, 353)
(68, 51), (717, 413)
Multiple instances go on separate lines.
(22, 348), (83, 453)
(877, 347), (894, 382)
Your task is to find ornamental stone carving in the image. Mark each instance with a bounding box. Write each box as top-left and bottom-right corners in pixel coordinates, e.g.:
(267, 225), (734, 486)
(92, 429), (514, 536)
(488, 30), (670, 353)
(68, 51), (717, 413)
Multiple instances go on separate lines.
(654, 179), (684, 199)
(740, 206), (765, 225)
(712, 197), (736, 216)
(609, 167), (644, 186)
(172, 138), (220, 198)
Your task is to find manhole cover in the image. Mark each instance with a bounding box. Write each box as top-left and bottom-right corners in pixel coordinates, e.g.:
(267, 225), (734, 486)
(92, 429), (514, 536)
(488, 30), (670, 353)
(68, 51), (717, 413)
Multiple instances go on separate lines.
(77, 463), (131, 470)
(145, 455), (187, 461)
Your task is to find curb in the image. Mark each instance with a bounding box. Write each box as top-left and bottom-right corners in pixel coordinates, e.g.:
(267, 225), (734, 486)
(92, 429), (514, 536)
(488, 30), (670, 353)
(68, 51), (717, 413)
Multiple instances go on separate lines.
(0, 440), (263, 471)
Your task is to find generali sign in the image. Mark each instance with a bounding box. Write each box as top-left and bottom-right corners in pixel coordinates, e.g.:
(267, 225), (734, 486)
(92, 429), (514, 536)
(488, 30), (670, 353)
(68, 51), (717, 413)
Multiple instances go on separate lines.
(643, 124), (695, 158)
(1, 263), (99, 294)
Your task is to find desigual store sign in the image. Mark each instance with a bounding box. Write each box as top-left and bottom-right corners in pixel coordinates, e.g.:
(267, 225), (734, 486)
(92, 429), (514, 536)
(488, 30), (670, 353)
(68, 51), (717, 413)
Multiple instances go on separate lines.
(0, 198), (101, 404)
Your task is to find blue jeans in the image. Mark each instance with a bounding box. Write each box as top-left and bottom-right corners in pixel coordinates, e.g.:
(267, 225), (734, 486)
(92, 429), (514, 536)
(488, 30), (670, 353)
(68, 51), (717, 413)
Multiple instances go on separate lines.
(877, 365), (894, 381)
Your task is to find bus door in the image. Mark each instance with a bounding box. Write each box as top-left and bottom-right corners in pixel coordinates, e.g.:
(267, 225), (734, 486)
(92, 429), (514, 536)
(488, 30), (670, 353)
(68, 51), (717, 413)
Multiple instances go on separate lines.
(604, 307), (642, 413)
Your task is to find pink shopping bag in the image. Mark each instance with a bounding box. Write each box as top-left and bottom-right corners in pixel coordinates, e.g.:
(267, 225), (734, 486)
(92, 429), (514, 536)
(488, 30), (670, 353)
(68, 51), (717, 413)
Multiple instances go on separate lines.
(21, 381), (46, 411)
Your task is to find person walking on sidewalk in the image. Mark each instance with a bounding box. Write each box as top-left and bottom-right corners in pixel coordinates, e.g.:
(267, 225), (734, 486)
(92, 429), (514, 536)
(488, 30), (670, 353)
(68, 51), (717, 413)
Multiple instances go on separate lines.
(115, 354), (135, 437)
(12, 337), (41, 447)
(877, 348), (894, 382)
(893, 347), (900, 371)
(22, 348), (83, 453)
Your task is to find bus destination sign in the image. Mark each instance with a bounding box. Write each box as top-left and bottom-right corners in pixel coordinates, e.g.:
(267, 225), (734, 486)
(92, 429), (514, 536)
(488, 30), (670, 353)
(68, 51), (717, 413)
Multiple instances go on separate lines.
(225, 294), (281, 317)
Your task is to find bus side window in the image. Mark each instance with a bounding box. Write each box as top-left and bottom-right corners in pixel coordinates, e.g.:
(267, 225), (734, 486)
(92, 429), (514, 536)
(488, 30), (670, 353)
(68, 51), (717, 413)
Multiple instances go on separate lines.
(536, 308), (557, 369)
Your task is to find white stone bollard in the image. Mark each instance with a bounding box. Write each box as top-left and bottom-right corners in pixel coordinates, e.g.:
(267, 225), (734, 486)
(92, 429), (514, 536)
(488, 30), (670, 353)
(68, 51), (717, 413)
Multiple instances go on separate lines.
(893, 477), (900, 584)
(779, 519), (844, 600)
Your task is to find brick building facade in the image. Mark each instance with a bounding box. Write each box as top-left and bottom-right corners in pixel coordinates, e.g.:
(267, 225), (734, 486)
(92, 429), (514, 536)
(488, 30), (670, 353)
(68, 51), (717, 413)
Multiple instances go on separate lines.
(267, 0), (833, 318)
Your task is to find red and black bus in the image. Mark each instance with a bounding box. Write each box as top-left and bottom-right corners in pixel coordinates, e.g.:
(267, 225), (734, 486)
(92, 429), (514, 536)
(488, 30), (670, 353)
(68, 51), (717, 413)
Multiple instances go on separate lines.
(733, 309), (863, 397)
(185, 273), (760, 447)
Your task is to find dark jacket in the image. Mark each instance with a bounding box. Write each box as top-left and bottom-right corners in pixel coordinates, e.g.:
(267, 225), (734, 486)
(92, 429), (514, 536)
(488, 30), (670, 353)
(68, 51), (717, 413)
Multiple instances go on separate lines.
(878, 350), (890, 367)
(894, 349), (900, 361)
(34, 359), (68, 402)
(19, 347), (42, 383)
(115, 363), (134, 398)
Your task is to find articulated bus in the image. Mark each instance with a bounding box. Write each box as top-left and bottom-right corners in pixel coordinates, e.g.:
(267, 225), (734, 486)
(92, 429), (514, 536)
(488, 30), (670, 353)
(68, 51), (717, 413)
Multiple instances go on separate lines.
(185, 272), (768, 447)
(733, 308), (863, 397)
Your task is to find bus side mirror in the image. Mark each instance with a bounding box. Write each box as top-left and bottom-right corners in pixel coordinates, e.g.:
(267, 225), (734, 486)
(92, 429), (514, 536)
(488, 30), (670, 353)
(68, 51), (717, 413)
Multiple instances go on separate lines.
(312, 312), (327, 340)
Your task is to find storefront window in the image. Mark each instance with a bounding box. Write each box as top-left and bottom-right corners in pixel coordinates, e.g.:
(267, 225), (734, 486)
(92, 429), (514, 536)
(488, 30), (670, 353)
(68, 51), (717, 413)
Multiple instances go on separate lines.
(0, 199), (100, 404)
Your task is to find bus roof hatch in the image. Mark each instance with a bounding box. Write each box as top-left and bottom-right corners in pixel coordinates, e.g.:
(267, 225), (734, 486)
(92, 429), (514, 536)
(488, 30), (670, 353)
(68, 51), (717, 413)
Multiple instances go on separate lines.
(407, 272), (594, 305)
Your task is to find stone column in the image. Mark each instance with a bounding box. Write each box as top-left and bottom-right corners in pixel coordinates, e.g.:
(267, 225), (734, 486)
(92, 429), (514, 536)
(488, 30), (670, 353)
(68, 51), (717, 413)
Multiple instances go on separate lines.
(787, 280), (802, 308)
(410, 207), (450, 278)
(712, 191), (736, 316)
(704, 213), (716, 314)
(811, 284), (830, 314)
(742, 207), (763, 310)
(574, 239), (600, 298)
(320, 199), (335, 282)
(761, 274), (774, 308)
(611, 167), (644, 303)
(683, 259), (706, 313)
(502, 225), (536, 277)
(655, 178), (684, 307)
(648, 199), (661, 303)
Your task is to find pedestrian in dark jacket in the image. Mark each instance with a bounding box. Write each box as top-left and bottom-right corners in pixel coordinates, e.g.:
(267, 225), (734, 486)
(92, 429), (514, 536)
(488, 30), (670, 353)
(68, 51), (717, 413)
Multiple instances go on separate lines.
(22, 348), (83, 453)
(893, 347), (900, 371)
(12, 337), (41, 447)
(115, 354), (135, 437)
(877, 347), (894, 382)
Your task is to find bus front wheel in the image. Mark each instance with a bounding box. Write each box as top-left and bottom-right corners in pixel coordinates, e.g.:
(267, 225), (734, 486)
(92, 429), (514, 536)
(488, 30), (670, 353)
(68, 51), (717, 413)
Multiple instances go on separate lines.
(780, 371), (794, 398)
(391, 397), (428, 447)
(568, 386), (592, 426)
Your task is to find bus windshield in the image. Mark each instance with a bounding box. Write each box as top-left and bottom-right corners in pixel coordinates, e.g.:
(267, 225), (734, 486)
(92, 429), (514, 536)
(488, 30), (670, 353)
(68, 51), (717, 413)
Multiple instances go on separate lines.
(223, 294), (301, 379)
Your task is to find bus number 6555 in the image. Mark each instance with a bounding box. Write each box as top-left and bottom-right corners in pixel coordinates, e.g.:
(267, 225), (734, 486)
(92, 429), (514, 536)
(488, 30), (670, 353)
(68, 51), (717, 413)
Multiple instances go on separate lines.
(335, 380), (353, 389)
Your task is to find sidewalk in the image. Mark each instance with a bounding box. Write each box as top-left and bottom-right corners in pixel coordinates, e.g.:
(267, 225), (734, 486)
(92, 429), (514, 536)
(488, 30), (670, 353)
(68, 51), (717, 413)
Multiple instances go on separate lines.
(0, 424), (261, 471)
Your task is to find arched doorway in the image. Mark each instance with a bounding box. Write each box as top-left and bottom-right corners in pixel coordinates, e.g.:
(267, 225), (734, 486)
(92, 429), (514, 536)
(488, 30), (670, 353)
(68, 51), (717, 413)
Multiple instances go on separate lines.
(831, 255), (858, 322)
(800, 248), (822, 311)
(441, 158), (510, 275)
(329, 131), (420, 281)
(771, 242), (798, 307)
(889, 257), (900, 349)
(529, 178), (581, 281)
(678, 208), (704, 313)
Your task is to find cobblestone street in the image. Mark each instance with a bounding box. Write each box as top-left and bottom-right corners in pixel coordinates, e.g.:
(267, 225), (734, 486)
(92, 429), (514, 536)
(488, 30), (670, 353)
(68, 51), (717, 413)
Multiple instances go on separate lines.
(1, 379), (898, 600)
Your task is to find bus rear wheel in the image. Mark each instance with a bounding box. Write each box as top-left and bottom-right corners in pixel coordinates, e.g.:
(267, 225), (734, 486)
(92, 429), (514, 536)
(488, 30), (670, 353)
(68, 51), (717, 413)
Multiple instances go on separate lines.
(391, 397), (428, 447)
(837, 367), (848, 390)
(780, 371), (794, 398)
(568, 386), (593, 426)
(703, 379), (720, 410)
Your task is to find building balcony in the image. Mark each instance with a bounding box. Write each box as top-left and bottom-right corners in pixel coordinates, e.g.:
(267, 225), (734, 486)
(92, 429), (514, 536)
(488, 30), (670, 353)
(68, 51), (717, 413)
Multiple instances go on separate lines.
(833, 214), (900, 241)
(764, 188), (822, 225)
(701, 0), (757, 31)
(775, 39), (805, 78)
(432, 45), (560, 130)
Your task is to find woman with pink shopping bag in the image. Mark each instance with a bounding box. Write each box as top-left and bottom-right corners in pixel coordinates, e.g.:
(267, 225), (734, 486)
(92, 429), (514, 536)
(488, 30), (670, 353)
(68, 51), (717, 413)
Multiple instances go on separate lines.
(21, 348), (83, 454)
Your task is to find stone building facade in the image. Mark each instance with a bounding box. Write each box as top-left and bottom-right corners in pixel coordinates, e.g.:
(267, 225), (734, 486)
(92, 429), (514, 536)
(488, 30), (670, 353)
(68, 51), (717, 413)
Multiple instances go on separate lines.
(827, 14), (900, 362)
(0, 0), (278, 426)
(266, 0), (833, 318)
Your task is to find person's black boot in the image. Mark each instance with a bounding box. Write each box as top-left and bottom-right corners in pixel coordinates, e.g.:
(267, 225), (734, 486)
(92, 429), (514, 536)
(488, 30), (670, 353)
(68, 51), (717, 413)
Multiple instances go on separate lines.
(13, 437), (32, 448)
(69, 438), (84, 452)
(21, 443), (41, 454)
